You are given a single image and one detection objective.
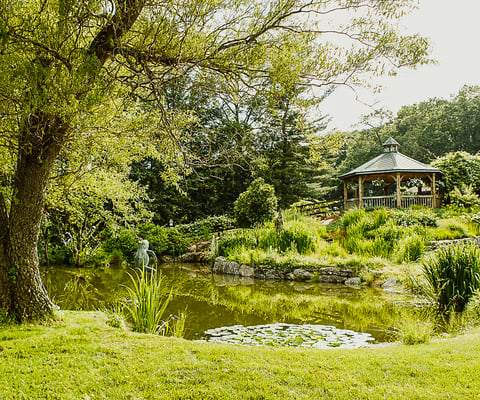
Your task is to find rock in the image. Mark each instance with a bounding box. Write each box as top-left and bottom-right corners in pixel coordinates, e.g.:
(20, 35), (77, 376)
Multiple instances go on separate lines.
(212, 257), (360, 284)
(239, 264), (255, 278)
(285, 273), (295, 281)
(293, 269), (314, 281)
(382, 277), (398, 290)
(345, 277), (361, 287)
(213, 257), (254, 278)
(196, 241), (211, 252)
(180, 252), (207, 263)
(265, 269), (284, 280)
(316, 266), (356, 283)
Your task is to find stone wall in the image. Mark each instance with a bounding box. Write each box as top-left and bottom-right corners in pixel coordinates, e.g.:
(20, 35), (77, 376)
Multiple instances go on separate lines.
(212, 256), (358, 283)
(428, 236), (480, 251)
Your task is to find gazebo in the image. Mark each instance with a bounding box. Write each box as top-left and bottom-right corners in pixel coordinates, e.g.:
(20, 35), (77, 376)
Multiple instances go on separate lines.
(340, 138), (443, 209)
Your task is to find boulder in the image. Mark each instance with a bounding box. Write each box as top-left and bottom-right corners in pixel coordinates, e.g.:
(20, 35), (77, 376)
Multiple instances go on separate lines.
(180, 252), (207, 263)
(382, 277), (398, 291)
(345, 277), (361, 287)
(293, 269), (314, 281)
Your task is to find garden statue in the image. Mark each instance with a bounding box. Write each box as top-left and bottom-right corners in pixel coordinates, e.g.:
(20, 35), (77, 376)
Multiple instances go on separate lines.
(134, 239), (157, 272)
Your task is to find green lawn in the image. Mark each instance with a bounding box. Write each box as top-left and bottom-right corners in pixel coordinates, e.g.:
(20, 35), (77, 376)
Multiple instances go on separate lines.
(1, 311), (480, 399)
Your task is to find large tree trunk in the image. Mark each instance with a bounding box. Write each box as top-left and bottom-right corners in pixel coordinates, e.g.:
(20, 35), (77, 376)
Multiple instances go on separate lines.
(0, 116), (66, 321)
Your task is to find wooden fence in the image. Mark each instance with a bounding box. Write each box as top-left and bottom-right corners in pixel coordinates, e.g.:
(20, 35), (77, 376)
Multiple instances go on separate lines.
(291, 200), (343, 218)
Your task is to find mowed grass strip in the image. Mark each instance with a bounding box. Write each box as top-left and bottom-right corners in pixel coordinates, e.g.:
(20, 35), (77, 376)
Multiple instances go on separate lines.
(0, 311), (479, 399)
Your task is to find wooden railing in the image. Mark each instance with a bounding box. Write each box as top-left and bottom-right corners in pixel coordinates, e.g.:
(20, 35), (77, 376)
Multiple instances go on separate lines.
(292, 200), (343, 218)
(346, 195), (436, 209)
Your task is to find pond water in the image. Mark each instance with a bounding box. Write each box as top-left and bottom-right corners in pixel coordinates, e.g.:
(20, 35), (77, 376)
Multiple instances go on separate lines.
(42, 263), (408, 346)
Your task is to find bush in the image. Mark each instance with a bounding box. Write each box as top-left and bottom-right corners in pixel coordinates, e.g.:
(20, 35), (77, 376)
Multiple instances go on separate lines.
(432, 220), (470, 240)
(234, 178), (278, 228)
(177, 215), (236, 242)
(216, 230), (257, 258)
(449, 184), (480, 208)
(422, 243), (480, 313)
(101, 228), (139, 263)
(431, 151), (480, 195)
(277, 229), (314, 255)
(340, 208), (366, 229)
(396, 311), (435, 345)
(164, 228), (189, 256)
(138, 223), (169, 256)
(394, 208), (438, 227)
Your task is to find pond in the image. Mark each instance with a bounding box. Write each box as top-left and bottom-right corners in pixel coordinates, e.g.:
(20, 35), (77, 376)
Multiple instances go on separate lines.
(42, 263), (411, 347)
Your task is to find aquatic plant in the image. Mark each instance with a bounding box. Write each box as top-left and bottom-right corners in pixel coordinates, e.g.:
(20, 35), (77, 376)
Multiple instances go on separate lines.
(422, 243), (480, 313)
(122, 268), (173, 334)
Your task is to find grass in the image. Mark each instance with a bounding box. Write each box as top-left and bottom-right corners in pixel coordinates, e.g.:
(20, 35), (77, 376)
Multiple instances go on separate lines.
(2, 311), (480, 399)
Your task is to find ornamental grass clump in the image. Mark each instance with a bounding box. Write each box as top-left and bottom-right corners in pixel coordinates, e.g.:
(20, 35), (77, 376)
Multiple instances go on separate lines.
(395, 233), (426, 263)
(422, 243), (480, 313)
(122, 268), (174, 334)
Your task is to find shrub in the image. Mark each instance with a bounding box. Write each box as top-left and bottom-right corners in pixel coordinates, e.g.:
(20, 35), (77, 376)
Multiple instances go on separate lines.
(422, 243), (480, 313)
(217, 230), (257, 258)
(340, 208), (366, 229)
(101, 228), (139, 263)
(164, 228), (189, 256)
(396, 312), (435, 345)
(177, 215), (236, 242)
(431, 220), (470, 240)
(431, 151), (480, 195)
(449, 184), (480, 208)
(234, 178), (278, 228)
(138, 223), (169, 256)
(277, 229), (314, 255)
(394, 208), (438, 227)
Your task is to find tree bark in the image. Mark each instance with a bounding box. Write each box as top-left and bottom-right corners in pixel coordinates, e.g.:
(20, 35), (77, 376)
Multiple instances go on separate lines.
(0, 115), (66, 321)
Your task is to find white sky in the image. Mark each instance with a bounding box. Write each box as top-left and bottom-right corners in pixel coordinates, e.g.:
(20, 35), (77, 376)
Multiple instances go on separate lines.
(321, 0), (480, 132)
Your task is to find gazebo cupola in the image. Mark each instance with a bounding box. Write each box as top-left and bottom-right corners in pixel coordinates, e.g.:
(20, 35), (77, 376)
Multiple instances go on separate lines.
(382, 137), (400, 153)
(339, 138), (443, 209)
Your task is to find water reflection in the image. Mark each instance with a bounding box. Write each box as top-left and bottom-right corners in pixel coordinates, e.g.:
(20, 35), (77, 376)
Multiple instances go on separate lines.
(42, 263), (401, 342)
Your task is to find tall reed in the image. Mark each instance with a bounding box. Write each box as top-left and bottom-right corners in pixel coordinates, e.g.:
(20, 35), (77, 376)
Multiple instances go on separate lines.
(122, 268), (173, 334)
(422, 243), (480, 313)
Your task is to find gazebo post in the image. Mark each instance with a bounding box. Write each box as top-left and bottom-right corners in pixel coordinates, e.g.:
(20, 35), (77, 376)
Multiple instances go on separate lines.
(432, 173), (437, 208)
(358, 176), (364, 208)
(396, 173), (402, 208)
(343, 181), (348, 209)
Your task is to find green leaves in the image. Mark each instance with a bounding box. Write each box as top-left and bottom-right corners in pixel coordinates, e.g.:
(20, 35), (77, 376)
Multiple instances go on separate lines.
(122, 269), (174, 334)
(234, 178), (278, 228)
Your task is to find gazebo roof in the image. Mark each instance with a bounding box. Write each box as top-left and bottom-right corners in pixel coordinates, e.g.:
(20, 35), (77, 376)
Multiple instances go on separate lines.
(340, 137), (442, 180)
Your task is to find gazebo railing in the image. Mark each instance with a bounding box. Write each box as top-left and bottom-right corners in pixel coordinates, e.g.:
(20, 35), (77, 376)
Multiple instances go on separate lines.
(346, 195), (434, 210)
(401, 195), (433, 208)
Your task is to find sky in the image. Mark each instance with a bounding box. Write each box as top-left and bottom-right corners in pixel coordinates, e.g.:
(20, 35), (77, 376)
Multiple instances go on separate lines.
(321, 0), (480, 132)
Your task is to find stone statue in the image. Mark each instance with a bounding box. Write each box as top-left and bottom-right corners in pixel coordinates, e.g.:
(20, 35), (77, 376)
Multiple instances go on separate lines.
(134, 239), (157, 271)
